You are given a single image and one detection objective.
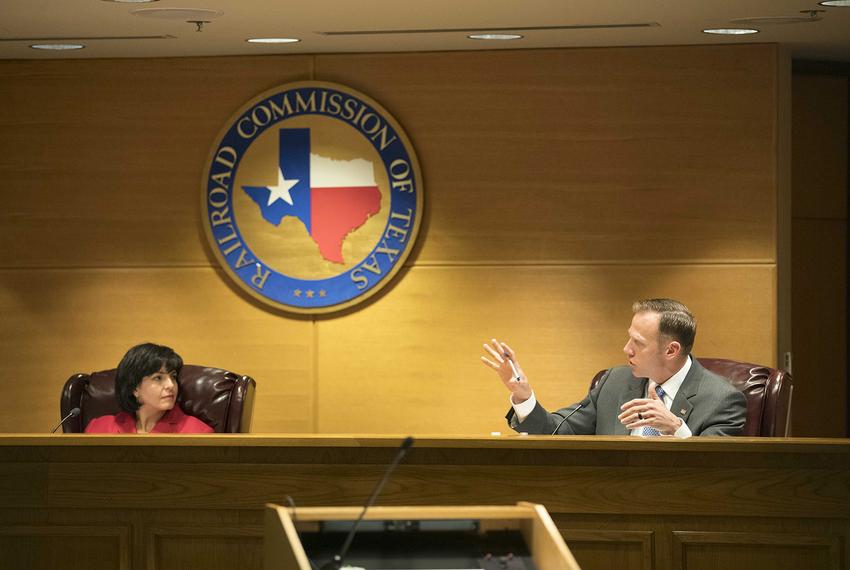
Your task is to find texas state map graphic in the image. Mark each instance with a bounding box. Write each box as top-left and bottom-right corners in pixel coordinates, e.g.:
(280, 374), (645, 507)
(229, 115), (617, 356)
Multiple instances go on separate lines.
(242, 128), (381, 264)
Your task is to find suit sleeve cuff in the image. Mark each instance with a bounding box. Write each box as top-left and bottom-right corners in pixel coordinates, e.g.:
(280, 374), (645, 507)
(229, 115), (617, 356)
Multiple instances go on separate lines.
(511, 392), (537, 422)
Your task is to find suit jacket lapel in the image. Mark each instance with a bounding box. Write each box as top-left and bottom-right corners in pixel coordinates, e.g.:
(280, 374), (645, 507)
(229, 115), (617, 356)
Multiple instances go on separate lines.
(614, 377), (647, 435)
(670, 359), (703, 426)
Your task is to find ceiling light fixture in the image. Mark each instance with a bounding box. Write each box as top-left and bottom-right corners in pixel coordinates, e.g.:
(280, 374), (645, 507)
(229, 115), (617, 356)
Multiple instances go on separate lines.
(246, 38), (301, 44)
(467, 33), (523, 40)
(30, 43), (85, 50)
(818, 0), (850, 6)
(702, 28), (760, 35)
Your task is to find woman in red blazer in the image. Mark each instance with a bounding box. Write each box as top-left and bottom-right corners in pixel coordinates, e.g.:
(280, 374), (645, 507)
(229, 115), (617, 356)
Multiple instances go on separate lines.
(85, 343), (213, 434)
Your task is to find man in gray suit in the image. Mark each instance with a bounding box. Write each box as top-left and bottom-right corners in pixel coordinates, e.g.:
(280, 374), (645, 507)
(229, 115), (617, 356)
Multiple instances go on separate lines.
(481, 299), (747, 437)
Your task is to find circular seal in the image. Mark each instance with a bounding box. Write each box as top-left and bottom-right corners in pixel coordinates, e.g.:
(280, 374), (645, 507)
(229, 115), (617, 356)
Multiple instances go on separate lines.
(202, 81), (423, 314)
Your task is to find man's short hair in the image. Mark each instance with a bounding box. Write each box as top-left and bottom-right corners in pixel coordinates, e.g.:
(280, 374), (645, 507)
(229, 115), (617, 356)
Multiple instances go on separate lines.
(632, 298), (696, 356)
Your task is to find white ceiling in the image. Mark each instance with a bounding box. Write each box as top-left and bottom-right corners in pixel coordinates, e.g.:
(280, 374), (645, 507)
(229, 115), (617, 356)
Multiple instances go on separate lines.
(1, 0), (849, 61)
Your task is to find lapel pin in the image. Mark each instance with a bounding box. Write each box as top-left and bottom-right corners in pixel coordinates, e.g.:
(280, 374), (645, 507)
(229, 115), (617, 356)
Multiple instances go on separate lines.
(679, 408), (687, 415)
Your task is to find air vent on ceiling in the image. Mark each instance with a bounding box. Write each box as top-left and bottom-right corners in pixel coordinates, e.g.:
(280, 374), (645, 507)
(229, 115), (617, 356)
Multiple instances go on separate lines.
(0, 35), (175, 42)
(731, 11), (824, 25)
(318, 22), (660, 36)
(129, 7), (223, 20)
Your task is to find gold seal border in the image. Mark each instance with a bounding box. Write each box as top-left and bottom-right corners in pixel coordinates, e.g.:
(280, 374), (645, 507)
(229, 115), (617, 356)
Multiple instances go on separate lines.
(200, 80), (424, 316)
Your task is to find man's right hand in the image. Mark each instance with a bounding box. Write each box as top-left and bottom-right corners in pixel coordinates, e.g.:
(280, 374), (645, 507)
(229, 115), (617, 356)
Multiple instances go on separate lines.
(481, 338), (533, 404)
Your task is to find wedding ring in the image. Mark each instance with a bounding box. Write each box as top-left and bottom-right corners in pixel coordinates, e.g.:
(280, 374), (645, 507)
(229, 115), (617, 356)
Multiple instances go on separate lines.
(638, 412), (644, 420)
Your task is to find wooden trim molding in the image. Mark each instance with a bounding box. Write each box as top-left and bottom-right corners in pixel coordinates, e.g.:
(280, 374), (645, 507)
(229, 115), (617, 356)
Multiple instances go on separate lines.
(144, 525), (264, 570)
(0, 525), (130, 570)
(672, 531), (842, 570)
(560, 529), (653, 570)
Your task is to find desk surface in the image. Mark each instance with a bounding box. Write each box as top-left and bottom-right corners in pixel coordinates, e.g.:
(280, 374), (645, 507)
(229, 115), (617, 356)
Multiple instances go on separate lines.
(3, 433), (850, 452)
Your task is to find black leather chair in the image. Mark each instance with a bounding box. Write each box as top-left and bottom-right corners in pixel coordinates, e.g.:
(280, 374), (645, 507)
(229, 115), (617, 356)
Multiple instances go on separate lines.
(59, 365), (256, 433)
(590, 358), (793, 436)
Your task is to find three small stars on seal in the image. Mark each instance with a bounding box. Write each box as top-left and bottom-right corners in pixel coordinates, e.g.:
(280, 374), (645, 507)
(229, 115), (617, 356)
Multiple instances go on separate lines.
(293, 289), (327, 298)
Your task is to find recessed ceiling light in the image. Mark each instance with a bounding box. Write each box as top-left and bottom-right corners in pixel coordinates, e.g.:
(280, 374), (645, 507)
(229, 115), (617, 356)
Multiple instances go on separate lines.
(246, 37), (301, 44)
(467, 33), (523, 40)
(818, 0), (850, 6)
(30, 43), (85, 50)
(702, 28), (760, 35)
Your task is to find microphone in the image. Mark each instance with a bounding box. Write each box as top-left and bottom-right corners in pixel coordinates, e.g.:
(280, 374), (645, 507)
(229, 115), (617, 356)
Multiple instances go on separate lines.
(322, 435), (414, 570)
(551, 398), (590, 435)
(51, 407), (81, 434)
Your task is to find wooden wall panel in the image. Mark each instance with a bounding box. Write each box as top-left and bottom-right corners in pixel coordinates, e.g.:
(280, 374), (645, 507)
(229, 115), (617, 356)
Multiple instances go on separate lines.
(0, 268), (314, 434)
(560, 530), (653, 570)
(558, 515), (850, 570)
(0, 44), (785, 435)
(792, 75), (848, 219)
(0, 464), (47, 507)
(0, 525), (129, 570)
(316, 265), (774, 434)
(791, 220), (847, 437)
(791, 74), (848, 437)
(316, 45), (779, 264)
(0, 46), (780, 269)
(0, 56), (314, 268)
(672, 531), (840, 570)
(147, 526), (263, 570)
(3, 437), (849, 570)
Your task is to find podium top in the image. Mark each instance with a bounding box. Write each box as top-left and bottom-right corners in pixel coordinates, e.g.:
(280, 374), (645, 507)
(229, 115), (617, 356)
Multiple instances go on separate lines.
(269, 503), (549, 522)
(265, 502), (581, 570)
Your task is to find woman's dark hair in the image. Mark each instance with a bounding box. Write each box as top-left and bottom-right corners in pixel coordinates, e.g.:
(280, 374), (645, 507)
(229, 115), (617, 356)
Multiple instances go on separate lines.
(115, 343), (183, 413)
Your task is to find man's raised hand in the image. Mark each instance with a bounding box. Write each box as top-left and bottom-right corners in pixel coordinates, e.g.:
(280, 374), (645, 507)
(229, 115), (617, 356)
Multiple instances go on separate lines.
(481, 338), (532, 403)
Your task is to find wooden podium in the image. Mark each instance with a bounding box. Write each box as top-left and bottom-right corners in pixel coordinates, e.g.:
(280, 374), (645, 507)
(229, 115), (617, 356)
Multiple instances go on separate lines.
(264, 502), (581, 570)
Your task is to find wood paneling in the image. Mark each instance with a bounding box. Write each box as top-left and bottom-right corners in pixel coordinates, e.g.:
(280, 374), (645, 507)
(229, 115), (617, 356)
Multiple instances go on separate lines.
(1, 436), (849, 570)
(0, 525), (129, 570)
(560, 530), (653, 570)
(791, 74), (848, 437)
(316, 265), (775, 434)
(15, 435), (847, 518)
(0, 268), (314, 434)
(146, 525), (263, 570)
(47, 459), (850, 517)
(791, 75), (848, 220)
(315, 46), (779, 265)
(0, 46), (781, 267)
(672, 531), (840, 570)
(0, 44), (787, 435)
(0, 56), (314, 268)
(791, 219), (847, 437)
(0, 463), (47, 508)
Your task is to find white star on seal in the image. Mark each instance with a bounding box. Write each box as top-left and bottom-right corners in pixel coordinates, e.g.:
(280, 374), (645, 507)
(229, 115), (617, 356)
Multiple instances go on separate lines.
(266, 168), (299, 206)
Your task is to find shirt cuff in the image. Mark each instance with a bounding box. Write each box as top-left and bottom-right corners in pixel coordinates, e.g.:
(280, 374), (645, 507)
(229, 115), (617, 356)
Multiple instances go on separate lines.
(511, 392), (537, 422)
(673, 418), (692, 439)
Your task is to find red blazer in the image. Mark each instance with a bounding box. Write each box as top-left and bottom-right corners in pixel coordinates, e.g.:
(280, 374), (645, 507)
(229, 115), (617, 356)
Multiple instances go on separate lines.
(84, 406), (214, 434)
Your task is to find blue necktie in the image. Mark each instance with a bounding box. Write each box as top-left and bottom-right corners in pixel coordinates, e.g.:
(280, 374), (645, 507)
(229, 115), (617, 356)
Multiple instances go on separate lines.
(641, 385), (667, 437)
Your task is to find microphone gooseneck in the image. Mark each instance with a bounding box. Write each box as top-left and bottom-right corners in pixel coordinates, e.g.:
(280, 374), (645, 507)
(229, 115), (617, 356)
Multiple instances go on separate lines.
(51, 407), (81, 434)
(322, 435), (414, 570)
(551, 398), (590, 435)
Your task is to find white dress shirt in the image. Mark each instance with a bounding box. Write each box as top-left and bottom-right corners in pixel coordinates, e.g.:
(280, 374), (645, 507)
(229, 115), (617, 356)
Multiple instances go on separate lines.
(512, 356), (693, 438)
